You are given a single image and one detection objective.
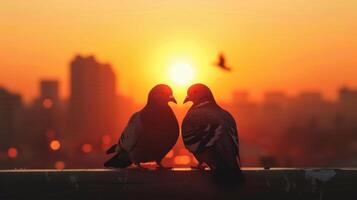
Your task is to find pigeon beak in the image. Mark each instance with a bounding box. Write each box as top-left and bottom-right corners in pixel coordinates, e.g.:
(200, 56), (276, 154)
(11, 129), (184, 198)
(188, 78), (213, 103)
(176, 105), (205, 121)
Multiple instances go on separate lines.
(169, 95), (177, 104)
(183, 96), (190, 104)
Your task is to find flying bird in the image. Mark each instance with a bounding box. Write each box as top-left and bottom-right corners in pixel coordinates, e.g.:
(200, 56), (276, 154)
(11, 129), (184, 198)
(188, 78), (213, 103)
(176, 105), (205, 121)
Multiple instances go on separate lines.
(214, 53), (232, 71)
(104, 84), (179, 169)
(182, 83), (244, 185)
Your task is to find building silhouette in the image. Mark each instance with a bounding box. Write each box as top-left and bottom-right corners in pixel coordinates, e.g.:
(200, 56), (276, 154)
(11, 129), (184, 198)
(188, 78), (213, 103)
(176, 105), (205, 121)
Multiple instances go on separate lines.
(1, 54), (357, 169)
(40, 80), (59, 101)
(69, 55), (118, 154)
(16, 80), (66, 168)
(0, 88), (22, 151)
(338, 87), (357, 122)
(227, 87), (357, 167)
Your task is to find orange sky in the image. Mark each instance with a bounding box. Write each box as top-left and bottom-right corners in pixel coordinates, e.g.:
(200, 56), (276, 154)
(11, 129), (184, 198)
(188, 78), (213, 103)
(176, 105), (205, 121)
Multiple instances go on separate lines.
(1, 0), (357, 103)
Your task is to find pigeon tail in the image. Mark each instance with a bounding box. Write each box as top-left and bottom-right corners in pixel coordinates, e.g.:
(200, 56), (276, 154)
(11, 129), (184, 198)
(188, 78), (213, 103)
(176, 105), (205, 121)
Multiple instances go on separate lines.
(104, 152), (132, 168)
(106, 144), (117, 154)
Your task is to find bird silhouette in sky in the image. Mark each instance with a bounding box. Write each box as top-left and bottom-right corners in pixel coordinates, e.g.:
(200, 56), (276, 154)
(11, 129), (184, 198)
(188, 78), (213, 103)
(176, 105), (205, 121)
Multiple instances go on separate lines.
(182, 83), (244, 186)
(214, 53), (232, 71)
(104, 84), (179, 169)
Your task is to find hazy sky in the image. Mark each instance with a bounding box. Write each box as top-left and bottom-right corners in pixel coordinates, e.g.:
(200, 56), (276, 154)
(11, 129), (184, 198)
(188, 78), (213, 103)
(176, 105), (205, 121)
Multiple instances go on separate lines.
(1, 0), (357, 103)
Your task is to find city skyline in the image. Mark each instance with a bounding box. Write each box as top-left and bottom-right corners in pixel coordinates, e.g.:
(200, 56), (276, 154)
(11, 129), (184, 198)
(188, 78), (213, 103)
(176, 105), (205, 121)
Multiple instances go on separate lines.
(1, 53), (355, 107)
(1, 0), (357, 170)
(0, 58), (355, 107)
(2, 2), (357, 198)
(1, 53), (357, 169)
(1, 0), (357, 103)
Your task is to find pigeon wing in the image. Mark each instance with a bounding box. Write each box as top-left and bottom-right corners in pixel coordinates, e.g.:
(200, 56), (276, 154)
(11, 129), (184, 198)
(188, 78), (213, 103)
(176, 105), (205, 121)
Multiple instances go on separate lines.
(119, 112), (142, 152)
(222, 110), (239, 147)
(219, 109), (241, 165)
(182, 109), (223, 154)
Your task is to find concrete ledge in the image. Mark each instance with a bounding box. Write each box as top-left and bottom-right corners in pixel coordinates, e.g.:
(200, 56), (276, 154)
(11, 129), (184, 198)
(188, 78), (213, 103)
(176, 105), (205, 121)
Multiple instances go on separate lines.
(0, 168), (356, 200)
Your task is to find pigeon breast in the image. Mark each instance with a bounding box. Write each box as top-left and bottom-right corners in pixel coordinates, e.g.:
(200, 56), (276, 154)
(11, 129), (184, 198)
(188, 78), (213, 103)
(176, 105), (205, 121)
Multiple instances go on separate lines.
(129, 105), (179, 163)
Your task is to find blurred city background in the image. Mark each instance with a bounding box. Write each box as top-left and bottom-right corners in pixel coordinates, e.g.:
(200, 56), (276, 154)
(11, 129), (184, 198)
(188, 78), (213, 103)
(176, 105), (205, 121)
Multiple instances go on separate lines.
(1, 0), (357, 169)
(1, 54), (357, 169)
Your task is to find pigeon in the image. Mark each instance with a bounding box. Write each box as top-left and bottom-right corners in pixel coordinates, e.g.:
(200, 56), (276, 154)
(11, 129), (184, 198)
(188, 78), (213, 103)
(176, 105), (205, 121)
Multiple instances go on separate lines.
(105, 84), (179, 168)
(182, 83), (244, 185)
(214, 53), (232, 71)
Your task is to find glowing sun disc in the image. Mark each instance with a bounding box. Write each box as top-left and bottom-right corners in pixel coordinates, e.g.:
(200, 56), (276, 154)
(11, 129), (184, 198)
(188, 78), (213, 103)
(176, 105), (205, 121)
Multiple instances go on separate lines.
(169, 62), (194, 86)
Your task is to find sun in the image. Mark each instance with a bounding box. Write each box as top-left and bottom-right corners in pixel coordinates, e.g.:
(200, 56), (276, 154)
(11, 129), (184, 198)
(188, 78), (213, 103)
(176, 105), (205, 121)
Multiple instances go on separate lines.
(168, 61), (195, 86)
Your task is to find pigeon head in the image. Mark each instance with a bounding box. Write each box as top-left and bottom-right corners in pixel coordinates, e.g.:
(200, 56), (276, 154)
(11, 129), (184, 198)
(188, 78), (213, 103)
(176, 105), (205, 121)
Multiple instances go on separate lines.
(148, 84), (177, 106)
(184, 83), (215, 105)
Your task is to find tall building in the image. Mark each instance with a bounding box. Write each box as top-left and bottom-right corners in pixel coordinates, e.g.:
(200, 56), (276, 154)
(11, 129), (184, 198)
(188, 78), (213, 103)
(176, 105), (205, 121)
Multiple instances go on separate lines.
(40, 80), (59, 101)
(19, 79), (65, 168)
(69, 55), (118, 152)
(338, 87), (357, 129)
(37, 80), (62, 146)
(339, 87), (357, 108)
(0, 88), (22, 150)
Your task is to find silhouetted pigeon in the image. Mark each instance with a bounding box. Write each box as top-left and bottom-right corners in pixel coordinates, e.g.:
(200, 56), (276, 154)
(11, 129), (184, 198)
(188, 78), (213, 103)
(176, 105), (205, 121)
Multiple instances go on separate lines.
(182, 83), (244, 185)
(105, 84), (179, 168)
(214, 53), (232, 71)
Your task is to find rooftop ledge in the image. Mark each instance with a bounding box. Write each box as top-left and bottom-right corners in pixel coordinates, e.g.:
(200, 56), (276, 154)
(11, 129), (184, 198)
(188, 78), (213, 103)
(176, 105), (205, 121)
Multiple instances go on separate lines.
(0, 168), (356, 200)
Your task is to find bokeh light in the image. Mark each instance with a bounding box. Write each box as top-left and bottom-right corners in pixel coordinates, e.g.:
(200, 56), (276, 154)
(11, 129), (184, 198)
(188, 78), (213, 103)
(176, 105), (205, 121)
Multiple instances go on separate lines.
(102, 135), (112, 145)
(50, 140), (61, 151)
(7, 147), (18, 158)
(42, 98), (53, 109)
(54, 161), (65, 169)
(82, 144), (93, 154)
